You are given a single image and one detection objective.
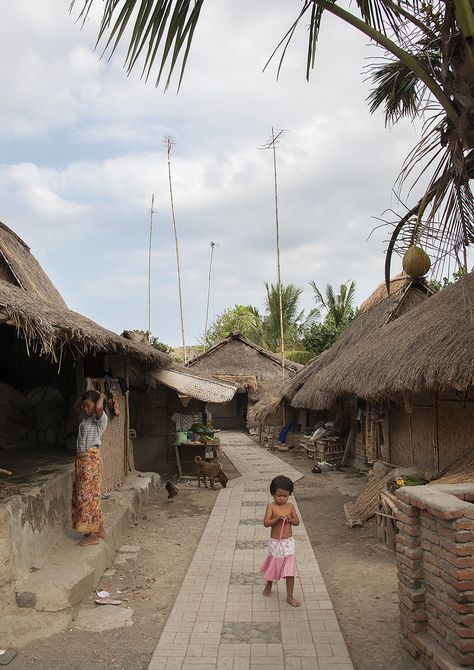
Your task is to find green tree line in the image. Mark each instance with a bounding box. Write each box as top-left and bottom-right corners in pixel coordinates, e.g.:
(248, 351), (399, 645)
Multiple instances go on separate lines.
(201, 280), (357, 362)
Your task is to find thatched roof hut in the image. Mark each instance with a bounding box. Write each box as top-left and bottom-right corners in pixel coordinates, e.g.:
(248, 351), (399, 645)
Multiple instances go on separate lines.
(187, 330), (301, 400)
(187, 330), (301, 429)
(305, 272), (474, 404)
(0, 223), (170, 368)
(251, 274), (433, 422)
(0, 223), (66, 307)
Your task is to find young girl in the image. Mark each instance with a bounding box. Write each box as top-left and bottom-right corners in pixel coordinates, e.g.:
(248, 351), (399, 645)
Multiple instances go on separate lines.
(259, 475), (301, 607)
(72, 390), (108, 547)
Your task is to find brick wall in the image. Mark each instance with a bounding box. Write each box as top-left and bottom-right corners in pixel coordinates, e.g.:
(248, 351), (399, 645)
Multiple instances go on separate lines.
(396, 484), (474, 669)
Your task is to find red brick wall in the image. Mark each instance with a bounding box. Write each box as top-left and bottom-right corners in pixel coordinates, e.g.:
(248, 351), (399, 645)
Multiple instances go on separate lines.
(396, 484), (474, 668)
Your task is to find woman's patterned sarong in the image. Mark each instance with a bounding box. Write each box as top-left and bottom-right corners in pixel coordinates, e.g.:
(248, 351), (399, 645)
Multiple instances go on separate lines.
(72, 447), (104, 533)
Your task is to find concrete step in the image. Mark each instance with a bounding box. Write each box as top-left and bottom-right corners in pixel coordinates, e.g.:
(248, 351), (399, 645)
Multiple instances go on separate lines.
(15, 472), (159, 614)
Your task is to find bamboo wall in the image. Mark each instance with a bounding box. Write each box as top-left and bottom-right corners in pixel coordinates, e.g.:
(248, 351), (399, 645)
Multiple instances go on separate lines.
(101, 390), (128, 492)
(388, 389), (474, 473)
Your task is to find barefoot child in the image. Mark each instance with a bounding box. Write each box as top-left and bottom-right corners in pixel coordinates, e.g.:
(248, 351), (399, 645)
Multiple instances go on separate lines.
(72, 390), (108, 547)
(259, 475), (301, 607)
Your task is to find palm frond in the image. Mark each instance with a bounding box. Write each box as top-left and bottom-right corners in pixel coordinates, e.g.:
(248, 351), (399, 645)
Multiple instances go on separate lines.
(309, 280), (327, 310)
(70, 0), (203, 90)
(367, 59), (421, 123)
(384, 146), (474, 289)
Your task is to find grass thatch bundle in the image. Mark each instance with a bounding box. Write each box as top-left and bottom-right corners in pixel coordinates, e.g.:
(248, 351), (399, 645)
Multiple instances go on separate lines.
(251, 276), (431, 420)
(297, 271), (474, 405)
(0, 280), (170, 367)
(0, 222), (170, 368)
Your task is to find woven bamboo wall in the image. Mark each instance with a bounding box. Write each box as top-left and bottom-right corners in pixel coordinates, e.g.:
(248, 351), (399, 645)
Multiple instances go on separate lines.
(389, 403), (435, 469)
(437, 390), (474, 470)
(388, 389), (474, 473)
(101, 390), (127, 493)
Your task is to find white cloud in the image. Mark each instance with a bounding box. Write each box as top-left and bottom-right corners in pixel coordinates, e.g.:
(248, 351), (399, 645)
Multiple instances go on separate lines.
(0, 0), (423, 345)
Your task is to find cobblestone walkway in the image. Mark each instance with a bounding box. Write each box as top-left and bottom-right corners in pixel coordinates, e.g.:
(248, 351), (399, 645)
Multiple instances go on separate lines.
(149, 431), (353, 670)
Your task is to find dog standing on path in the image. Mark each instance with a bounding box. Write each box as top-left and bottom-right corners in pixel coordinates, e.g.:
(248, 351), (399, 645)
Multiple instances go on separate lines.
(195, 455), (228, 490)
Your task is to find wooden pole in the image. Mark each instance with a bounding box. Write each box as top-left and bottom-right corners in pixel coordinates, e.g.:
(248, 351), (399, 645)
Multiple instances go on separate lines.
(434, 391), (439, 471)
(271, 127), (286, 384)
(204, 241), (217, 344)
(147, 194), (155, 341)
(408, 413), (414, 466)
(166, 138), (187, 363)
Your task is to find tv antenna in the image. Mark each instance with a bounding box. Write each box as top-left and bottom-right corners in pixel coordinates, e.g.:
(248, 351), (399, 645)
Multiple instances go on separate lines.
(164, 136), (187, 363)
(204, 241), (219, 344)
(146, 194), (156, 342)
(259, 127), (288, 380)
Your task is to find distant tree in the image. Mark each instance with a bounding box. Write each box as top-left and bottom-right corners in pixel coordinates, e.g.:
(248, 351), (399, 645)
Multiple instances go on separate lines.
(302, 319), (345, 358)
(200, 305), (263, 349)
(130, 330), (173, 354)
(200, 284), (318, 358)
(429, 266), (469, 292)
(309, 280), (356, 328)
(262, 282), (319, 352)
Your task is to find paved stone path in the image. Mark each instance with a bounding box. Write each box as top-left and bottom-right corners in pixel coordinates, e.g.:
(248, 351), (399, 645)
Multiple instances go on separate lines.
(149, 431), (354, 670)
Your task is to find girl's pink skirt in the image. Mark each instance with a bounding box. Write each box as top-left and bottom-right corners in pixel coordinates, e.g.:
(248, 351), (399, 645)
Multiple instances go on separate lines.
(259, 537), (296, 581)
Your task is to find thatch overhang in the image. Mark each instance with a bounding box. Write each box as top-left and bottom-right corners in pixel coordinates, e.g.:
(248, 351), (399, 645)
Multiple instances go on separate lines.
(250, 275), (433, 420)
(186, 330), (302, 375)
(296, 272), (474, 405)
(0, 223), (170, 368)
(148, 367), (237, 403)
(0, 280), (171, 367)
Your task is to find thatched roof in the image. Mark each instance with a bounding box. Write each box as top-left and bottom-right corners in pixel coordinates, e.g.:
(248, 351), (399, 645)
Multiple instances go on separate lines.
(0, 224), (170, 368)
(0, 280), (170, 367)
(251, 275), (432, 420)
(0, 222), (66, 307)
(187, 330), (302, 375)
(302, 272), (474, 404)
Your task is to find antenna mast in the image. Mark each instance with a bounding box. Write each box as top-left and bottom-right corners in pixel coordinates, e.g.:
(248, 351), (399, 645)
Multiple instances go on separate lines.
(204, 241), (219, 345)
(165, 136), (187, 363)
(260, 128), (287, 381)
(146, 194), (155, 342)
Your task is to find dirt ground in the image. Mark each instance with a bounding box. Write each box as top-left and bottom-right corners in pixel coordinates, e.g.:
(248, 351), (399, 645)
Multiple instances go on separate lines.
(8, 444), (418, 670)
(9, 453), (239, 670)
(273, 445), (419, 670)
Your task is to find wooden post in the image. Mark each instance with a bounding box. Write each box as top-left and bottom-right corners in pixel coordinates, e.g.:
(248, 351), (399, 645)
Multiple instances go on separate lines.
(124, 355), (134, 473)
(75, 356), (85, 398)
(175, 443), (183, 478)
(408, 413), (414, 466)
(434, 391), (439, 472)
(341, 427), (355, 466)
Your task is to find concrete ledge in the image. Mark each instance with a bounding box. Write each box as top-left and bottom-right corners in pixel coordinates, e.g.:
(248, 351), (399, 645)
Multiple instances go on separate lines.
(3, 471), (160, 646)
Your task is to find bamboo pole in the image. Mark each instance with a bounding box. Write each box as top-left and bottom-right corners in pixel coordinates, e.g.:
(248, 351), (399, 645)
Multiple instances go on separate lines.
(434, 391), (439, 471)
(271, 127), (286, 384)
(147, 194), (155, 341)
(204, 241), (218, 345)
(166, 138), (187, 363)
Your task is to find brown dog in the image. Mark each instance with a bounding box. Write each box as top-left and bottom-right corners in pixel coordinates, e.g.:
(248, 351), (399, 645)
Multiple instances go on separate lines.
(195, 456), (228, 489)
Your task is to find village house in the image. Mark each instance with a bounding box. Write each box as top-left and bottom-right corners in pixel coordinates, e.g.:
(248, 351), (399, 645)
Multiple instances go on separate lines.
(186, 330), (301, 430)
(254, 270), (474, 670)
(251, 274), (434, 464)
(313, 273), (474, 670)
(0, 223), (235, 645)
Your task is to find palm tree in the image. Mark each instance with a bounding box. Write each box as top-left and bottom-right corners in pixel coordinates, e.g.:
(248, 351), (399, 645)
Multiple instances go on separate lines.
(70, 0), (474, 284)
(261, 282), (319, 352)
(309, 280), (356, 328)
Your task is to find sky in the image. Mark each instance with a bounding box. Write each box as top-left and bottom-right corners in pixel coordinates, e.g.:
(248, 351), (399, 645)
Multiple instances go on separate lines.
(0, 1), (422, 346)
